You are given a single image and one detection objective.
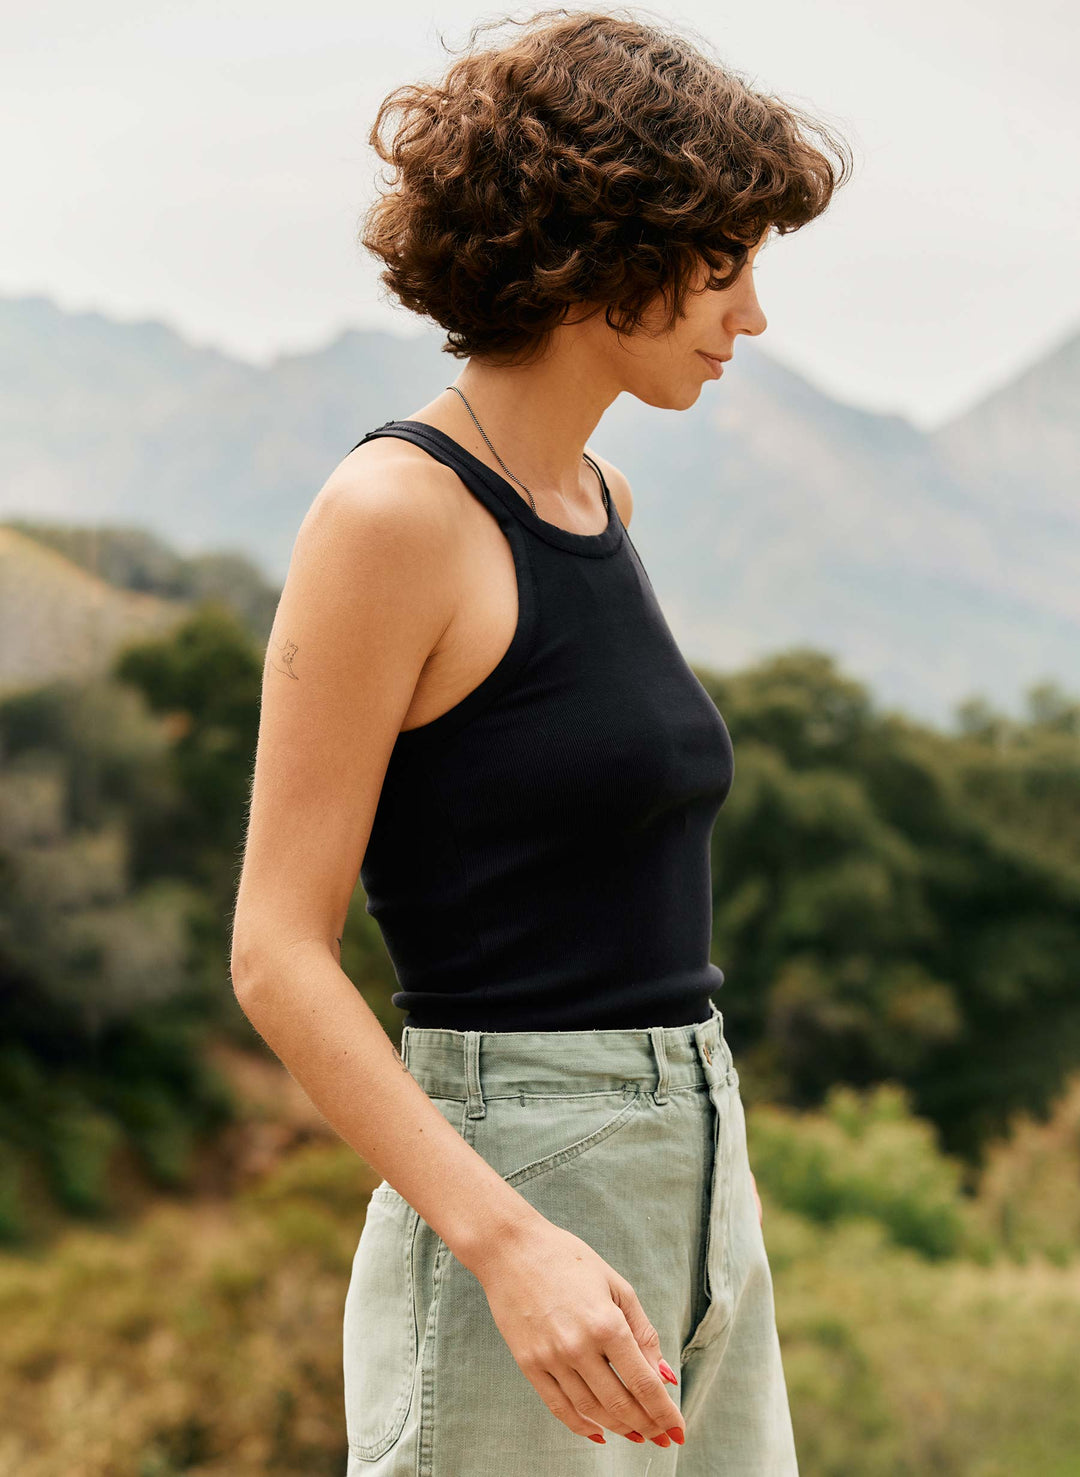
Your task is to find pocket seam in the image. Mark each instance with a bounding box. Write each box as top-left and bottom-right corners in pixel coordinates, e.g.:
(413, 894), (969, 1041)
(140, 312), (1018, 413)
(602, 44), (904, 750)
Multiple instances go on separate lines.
(502, 1087), (649, 1189)
(346, 1192), (420, 1460)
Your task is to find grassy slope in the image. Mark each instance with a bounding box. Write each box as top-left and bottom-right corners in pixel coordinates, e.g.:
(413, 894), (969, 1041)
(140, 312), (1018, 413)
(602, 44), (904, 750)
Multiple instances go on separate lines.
(1, 1050), (1077, 1477)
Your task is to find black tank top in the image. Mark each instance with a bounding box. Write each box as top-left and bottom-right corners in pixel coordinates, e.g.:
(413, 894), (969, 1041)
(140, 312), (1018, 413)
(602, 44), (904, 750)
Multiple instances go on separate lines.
(351, 419), (735, 1031)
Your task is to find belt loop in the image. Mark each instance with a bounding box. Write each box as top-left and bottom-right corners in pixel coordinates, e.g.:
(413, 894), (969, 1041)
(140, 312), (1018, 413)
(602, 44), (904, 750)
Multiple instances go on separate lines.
(708, 1001), (734, 1075)
(464, 1030), (487, 1119)
(649, 1026), (670, 1105)
(399, 1028), (410, 1072)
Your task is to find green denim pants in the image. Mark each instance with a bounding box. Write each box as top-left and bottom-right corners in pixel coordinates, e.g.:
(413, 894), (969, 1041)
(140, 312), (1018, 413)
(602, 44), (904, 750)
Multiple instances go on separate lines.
(343, 1001), (798, 1474)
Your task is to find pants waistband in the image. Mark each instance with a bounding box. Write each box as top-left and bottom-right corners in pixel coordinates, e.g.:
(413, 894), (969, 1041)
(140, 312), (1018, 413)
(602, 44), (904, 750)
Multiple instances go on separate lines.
(399, 1000), (736, 1118)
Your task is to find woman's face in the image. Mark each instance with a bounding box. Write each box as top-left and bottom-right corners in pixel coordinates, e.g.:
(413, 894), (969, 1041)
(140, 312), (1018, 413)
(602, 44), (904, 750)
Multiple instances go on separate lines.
(605, 229), (770, 410)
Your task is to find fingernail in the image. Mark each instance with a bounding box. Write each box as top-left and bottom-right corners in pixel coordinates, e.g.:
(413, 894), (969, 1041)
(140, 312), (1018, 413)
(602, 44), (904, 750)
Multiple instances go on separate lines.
(659, 1358), (678, 1384)
(588, 1433), (606, 1443)
(667, 1427), (686, 1444)
(650, 1433), (672, 1447)
(626, 1431), (646, 1443)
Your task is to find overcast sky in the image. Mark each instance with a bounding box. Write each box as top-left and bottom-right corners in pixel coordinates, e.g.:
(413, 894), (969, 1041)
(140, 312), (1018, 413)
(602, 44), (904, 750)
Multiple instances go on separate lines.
(4, 0), (1077, 429)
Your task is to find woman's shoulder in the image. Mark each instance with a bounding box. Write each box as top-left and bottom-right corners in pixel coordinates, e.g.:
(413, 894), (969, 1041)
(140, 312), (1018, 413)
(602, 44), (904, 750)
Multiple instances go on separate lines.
(583, 448), (634, 528)
(313, 433), (474, 558)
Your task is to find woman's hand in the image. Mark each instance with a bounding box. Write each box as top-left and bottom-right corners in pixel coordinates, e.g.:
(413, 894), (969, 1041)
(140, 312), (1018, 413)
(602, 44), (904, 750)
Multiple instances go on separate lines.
(475, 1218), (686, 1449)
(750, 1168), (763, 1227)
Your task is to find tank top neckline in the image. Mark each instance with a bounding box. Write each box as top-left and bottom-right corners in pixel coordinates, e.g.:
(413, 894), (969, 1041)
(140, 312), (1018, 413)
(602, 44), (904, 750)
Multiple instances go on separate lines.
(385, 418), (625, 558)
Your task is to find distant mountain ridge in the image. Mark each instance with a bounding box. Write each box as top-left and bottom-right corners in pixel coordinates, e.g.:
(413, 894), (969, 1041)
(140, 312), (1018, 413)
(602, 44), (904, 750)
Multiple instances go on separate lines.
(2, 293), (1076, 725)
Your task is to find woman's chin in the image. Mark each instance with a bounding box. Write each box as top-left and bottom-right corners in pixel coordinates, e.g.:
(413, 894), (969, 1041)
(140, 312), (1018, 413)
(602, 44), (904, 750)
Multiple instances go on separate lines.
(631, 381), (710, 412)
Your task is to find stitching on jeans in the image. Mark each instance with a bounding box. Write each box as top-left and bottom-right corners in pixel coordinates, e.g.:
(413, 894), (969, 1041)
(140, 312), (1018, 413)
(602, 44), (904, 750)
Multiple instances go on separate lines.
(347, 1194), (420, 1458)
(418, 1100), (472, 1477)
(504, 1088), (648, 1188)
(682, 1077), (739, 1357)
(515, 1088), (646, 1103)
(420, 1082), (711, 1104)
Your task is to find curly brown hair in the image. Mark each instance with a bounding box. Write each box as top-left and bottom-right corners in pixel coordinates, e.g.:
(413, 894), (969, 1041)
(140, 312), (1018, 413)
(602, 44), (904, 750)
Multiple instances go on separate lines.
(359, 6), (854, 363)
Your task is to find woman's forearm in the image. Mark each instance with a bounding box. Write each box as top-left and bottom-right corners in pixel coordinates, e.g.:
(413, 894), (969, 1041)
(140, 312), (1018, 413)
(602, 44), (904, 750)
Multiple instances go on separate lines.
(230, 943), (544, 1276)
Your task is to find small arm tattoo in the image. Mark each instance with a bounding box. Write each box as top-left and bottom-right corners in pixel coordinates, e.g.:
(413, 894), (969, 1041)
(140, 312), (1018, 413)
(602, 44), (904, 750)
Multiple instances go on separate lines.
(269, 636), (300, 680)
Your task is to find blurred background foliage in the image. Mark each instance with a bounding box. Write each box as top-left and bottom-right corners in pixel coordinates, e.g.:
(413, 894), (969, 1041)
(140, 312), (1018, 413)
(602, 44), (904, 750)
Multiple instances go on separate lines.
(2, 597), (1079, 1473)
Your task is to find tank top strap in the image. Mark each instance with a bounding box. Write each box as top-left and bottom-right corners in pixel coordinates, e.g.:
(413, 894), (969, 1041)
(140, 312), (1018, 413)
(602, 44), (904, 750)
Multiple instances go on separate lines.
(350, 420), (624, 557)
(581, 450), (611, 512)
(348, 419), (514, 531)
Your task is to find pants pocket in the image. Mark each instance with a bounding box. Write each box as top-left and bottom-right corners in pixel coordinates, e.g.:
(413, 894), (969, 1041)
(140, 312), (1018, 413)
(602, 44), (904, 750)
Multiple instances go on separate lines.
(467, 1085), (649, 1188)
(343, 1187), (420, 1460)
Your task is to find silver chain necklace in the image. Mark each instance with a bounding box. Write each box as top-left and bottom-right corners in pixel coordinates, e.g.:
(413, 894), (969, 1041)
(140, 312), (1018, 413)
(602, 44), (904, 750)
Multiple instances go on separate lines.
(444, 384), (606, 518)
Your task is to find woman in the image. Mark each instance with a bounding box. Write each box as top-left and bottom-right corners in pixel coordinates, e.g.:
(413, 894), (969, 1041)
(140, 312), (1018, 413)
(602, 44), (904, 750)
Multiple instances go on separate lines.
(230, 8), (851, 1472)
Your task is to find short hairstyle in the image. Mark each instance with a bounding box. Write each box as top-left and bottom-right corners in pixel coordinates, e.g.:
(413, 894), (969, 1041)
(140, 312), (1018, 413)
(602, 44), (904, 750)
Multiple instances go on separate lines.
(360, 7), (854, 363)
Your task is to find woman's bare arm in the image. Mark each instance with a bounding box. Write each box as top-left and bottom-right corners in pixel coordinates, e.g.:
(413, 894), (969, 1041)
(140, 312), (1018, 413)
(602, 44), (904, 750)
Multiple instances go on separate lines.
(229, 446), (685, 1446)
(229, 448), (543, 1274)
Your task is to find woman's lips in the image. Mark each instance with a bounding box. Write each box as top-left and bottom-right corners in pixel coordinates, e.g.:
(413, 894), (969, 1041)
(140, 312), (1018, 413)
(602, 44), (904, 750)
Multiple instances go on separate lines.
(696, 351), (726, 378)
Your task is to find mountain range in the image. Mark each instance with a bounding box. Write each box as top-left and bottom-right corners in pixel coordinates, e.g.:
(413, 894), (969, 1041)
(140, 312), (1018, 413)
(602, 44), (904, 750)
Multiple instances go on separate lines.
(2, 293), (1076, 725)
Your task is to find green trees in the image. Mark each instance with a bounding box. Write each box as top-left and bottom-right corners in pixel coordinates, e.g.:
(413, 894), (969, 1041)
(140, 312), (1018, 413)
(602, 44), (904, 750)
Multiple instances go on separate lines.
(699, 650), (1080, 1162)
(3, 616), (1079, 1234)
(0, 602), (263, 1237)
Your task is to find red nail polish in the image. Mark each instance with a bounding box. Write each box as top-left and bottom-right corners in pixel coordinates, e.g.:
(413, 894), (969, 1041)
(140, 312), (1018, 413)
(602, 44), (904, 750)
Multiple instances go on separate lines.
(626, 1431), (646, 1443)
(651, 1434), (672, 1447)
(588, 1433), (606, 1443)
(667, 1427), (685, 1444)
(659, 1357), (678, 1384)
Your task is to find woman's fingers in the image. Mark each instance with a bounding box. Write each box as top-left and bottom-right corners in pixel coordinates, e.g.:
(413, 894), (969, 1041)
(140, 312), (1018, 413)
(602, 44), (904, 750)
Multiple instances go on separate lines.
(554, 1357), (679, 1446)
(605, 1277), (685, 1433)
(529, 1367), (607, 1443)
(556, 1357), (653, 1440)
(479, 1220), (685, 1446)
(597, 1321), (686, 1441)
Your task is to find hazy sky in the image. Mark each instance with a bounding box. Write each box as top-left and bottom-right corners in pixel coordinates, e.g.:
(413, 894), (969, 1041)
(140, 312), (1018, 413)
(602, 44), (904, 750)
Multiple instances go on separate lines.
(4, 0), (1077, 428)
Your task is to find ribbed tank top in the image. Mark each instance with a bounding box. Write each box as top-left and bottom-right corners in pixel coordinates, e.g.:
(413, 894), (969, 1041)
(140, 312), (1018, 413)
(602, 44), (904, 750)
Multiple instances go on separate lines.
(350, 419), (735, 1032)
